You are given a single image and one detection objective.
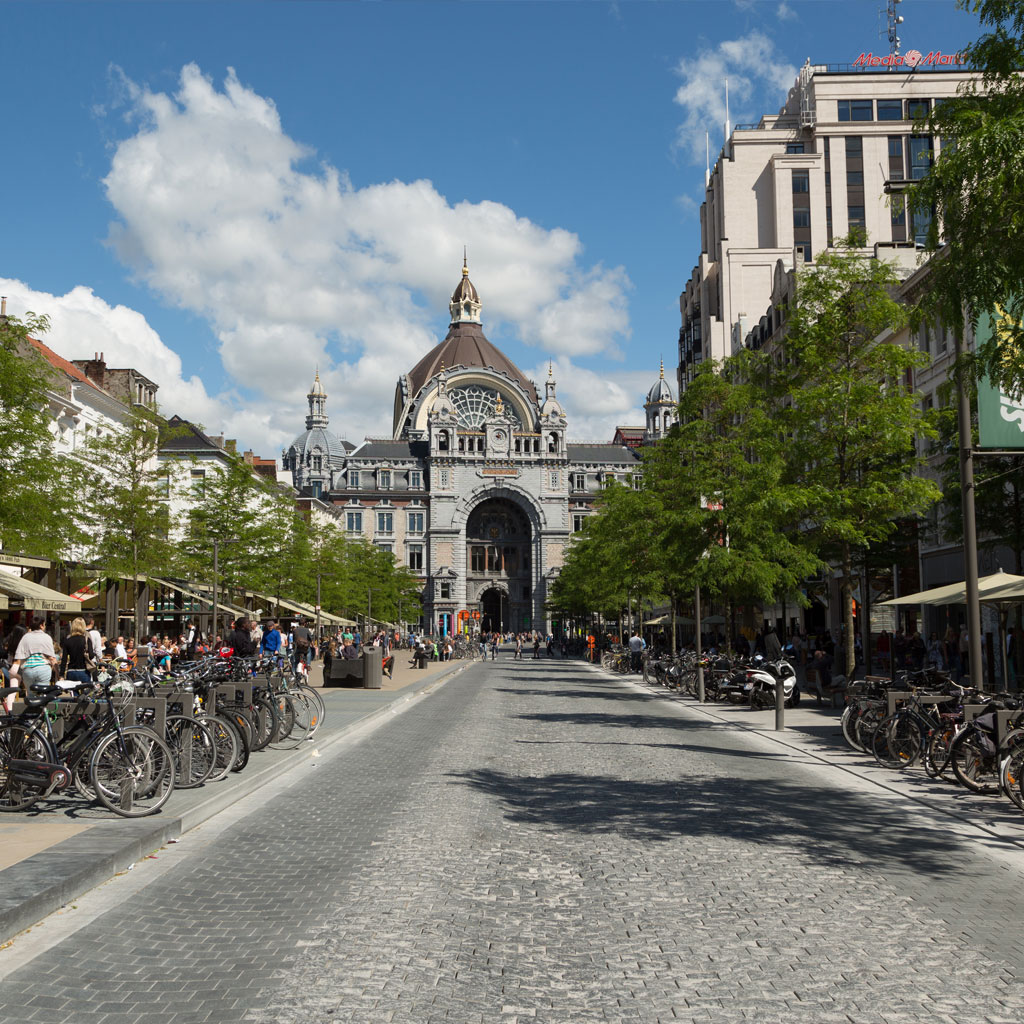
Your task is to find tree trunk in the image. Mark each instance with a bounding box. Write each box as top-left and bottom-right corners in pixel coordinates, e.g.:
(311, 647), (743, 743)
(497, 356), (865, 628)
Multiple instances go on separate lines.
(841, 541), (856, 680)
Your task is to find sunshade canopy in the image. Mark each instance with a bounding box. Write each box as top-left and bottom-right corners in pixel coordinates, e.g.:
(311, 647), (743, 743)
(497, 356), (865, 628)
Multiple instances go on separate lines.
(0, 571), (84, 613)
(879, 571), (1024, 607)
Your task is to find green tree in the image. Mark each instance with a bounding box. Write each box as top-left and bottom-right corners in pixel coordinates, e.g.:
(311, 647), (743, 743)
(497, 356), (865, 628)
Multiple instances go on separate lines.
(911, 0), (1024, 391)
(777, 236), (942, 677)
(0, 312), (83, 560)
(76, 407), (175, 640)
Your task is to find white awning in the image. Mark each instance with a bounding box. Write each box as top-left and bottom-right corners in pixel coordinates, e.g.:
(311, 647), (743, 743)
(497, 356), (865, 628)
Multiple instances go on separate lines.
(0, 570), (85, 613)
(879, 571), (1024, 607)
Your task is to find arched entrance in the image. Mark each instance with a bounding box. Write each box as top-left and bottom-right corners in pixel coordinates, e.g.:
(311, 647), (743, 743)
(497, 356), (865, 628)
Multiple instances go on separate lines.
(466, 497), (532, 632)
(480, 587), (507, 633)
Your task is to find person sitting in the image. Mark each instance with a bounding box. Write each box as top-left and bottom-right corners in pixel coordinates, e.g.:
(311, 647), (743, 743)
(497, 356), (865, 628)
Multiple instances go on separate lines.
(342, 639), (359, 660)
(382, 653), (395, 678)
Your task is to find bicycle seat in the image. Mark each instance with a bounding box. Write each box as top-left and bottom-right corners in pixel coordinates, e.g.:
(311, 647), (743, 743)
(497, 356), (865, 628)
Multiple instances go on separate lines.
(0, 686), (18, 699)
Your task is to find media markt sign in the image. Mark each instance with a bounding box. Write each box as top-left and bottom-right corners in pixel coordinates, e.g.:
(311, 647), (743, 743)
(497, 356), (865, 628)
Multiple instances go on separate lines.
(977, 307), (1024, 448)
(853, 48), (966, 68)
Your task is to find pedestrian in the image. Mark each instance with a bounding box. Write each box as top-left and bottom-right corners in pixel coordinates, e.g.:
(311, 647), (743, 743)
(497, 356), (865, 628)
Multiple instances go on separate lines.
(764, 625), (783, 662)
(628, 629), (644, 673)
(514, 634), (523, 660)
(227, 617), (256, 657)
(11, 617), (58, 695)
(811, 647), (833, 705)
(84, 616), (103, 665)
(59, 616), (93, 686)
(490, 633), (498, 660)
(959, 626), (970, 682)
(292, 618), (312, 669)
(927, 631), (944, 671)
(532, 634), (541, 659)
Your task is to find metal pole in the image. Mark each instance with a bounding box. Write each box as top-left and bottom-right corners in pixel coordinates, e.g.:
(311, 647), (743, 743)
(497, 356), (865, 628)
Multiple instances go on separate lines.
(955, 321), (984, 690)
(695, 583), (705, 702)
(212, 540), (219, 648)
(316, 574), (321, 645)
(775, 678), (785, 731)
(367, 587), (372, 635)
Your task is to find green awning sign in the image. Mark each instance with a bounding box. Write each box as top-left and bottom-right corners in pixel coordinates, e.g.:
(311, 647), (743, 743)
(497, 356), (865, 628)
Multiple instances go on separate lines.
(977, 307), (1024, 449)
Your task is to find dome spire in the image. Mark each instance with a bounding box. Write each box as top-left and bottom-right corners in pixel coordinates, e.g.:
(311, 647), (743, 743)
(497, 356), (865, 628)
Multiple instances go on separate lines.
(450, 258), (482, 325)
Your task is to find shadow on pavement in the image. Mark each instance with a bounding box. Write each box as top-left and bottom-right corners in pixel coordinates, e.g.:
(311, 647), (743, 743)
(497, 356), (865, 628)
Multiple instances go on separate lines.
(446, 763), (973, 873)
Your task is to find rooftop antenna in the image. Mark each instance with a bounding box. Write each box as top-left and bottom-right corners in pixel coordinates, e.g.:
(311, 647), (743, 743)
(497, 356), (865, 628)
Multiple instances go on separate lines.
(705, 131), (710, 187)
(724, 78), (731, 150)
(886, 0), (904, 69)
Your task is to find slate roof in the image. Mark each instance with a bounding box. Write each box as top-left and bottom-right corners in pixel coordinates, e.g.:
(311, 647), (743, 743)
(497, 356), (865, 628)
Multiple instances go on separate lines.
(566, 443), (641, 465)
(160, 415), (224, 452)
(349, 438), (430, 460)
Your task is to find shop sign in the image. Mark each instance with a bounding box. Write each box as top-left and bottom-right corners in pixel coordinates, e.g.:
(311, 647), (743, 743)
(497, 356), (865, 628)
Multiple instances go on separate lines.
(853, 49), (966, 67)
(977, 306), (1024, 449)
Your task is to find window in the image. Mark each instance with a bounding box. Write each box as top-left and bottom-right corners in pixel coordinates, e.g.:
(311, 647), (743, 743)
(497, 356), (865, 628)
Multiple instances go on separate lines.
(838, 99), (873, 122)
(792, 170), (809, 193)
(911, 203), (934, 247)
(908, 136), (933, 180)
(571, 472), (585, 490)
(522, 585), (530, 600)
(848, 205), (866, 229)
(906, 98), (931, 121)
(795, 243), (811, 262)
(846, 169), (864, 186)
(572, 513), (587, 532)
(379, 470), (391, 489)
(440, 582), (451, 600)
(487, 546), (501, 572)
(471, 546), (485, 572)
(845, 136), (862, 157)
(190, 469), (206, 498)
(785, 141), (805, 154)
(549, 471), (559, 489)
(503, 546), (518, 572)
(156, 472), (170, 498)
(346, 511), (363, 532)
(408, 545), (423, 571)
(311, 481), (322, 499)
(409, 470), (421, 488)
(377, 543), (393, 554)
(376, 511), (393, 534)
(439, 469), (449, 488)
(407, 511), (424, 534)
(793, 209), (810, 228)
(311, 453), (322, 473)
(349, 471), (360, 488)
(877, 98), (903, 121)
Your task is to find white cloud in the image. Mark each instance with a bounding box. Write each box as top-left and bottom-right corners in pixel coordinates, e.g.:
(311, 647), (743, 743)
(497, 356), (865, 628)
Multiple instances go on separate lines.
(0, 278), (227, 431)
(528, 358), (659, 441)
(776, 2), (797, 21)
(672, 31), (797, 164)
(100, 64), (633, 449)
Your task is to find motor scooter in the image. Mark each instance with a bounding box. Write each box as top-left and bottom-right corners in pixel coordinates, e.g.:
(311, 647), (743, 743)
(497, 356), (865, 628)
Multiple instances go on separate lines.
(745, 652), (801, 709)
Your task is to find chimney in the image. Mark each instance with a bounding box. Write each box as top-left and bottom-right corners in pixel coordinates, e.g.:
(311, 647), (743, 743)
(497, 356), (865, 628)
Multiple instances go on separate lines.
(225, 439), (237, 454)
(1, 297), (6, 318)
(243, 449), (255, 465)
(73, 354), (107, 389)
(210, 435), (224, 448)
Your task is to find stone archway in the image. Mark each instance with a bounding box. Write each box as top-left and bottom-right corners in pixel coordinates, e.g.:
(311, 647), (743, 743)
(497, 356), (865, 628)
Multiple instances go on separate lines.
(465, 497), (533, 633)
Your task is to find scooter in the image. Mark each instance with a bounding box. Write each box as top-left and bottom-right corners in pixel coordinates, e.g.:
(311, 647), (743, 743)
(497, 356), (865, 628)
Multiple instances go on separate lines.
(745, 652), (800, 709)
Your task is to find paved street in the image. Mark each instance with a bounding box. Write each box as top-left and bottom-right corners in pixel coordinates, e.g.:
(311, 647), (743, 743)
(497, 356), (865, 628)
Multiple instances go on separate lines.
(2, 655), (1024, 1023)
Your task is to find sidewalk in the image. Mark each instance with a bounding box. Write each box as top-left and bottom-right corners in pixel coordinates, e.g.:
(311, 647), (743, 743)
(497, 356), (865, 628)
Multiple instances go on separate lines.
(0, 654), (469, 946)
(592, 661), (1024, 858)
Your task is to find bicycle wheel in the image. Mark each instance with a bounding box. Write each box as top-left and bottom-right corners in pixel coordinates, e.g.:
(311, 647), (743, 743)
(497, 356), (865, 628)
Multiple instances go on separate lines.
(871, 713), (922, 769)
(90, 727), (175, 817)
(855, 705), (886, 753)
(215, 713), (250, 773)
(165, 715), (217, 789)
(202, 714), (239, 782)
(294, 685), (325, 726)
(250, 696), (279, 751)
(841, 705), (863, 752)
(923, 724), (956, 779)
(950, 727), (1000, 793)
(0, 723), (53, 812)
(999, 729), (1024, 809)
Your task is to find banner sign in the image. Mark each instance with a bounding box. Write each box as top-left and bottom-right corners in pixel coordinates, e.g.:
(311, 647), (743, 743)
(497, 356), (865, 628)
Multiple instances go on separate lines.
(977, 307), (1024, 449)
(853, 49), (966, 68)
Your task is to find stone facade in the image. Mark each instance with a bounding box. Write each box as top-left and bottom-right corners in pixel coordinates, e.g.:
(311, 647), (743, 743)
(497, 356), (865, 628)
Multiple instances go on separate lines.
(285, 264), (670, 634)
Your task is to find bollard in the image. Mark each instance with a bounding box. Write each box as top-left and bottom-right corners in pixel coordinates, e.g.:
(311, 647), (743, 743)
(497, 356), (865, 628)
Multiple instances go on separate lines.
(696, 663), (705, 703)
(775, 678), (785, 731)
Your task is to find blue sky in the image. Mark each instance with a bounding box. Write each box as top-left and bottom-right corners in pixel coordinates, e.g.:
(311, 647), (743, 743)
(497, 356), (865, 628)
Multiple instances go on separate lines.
(1, 0), (978, 453)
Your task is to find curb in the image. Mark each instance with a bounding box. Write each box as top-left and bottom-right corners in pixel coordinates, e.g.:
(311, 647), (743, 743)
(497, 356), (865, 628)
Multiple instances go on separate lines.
(0, 661), (468, 946)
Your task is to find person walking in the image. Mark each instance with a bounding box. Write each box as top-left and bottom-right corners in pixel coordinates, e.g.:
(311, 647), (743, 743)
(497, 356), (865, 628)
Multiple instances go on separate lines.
(532, 634), (541, 659)
(11, 617), (58, 695)
(514, 634), (523, 660)
(59, 617), (93, 686)
(490, 633), (498, 660)
(628, 629), (644, 673)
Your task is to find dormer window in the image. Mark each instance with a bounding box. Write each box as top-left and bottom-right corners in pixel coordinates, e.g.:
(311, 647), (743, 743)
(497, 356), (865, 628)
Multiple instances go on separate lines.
(438, 430), (449, 452)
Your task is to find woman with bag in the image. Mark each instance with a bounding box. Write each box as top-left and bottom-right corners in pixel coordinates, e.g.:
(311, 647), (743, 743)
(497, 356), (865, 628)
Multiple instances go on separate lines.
(59, 617), (94, 685)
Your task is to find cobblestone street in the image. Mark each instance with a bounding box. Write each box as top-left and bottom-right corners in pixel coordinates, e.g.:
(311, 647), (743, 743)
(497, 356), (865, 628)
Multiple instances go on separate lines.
(3, 656), (1024, 1023)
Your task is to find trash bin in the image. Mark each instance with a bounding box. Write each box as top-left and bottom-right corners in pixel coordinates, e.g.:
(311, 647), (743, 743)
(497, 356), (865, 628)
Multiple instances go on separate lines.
(362, 647), (383, 689)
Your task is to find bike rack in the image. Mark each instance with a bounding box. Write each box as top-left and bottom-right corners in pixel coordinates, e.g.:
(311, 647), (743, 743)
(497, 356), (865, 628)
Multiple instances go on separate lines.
(962, 705), (1018, 749)
(886, 691), (956, 716)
